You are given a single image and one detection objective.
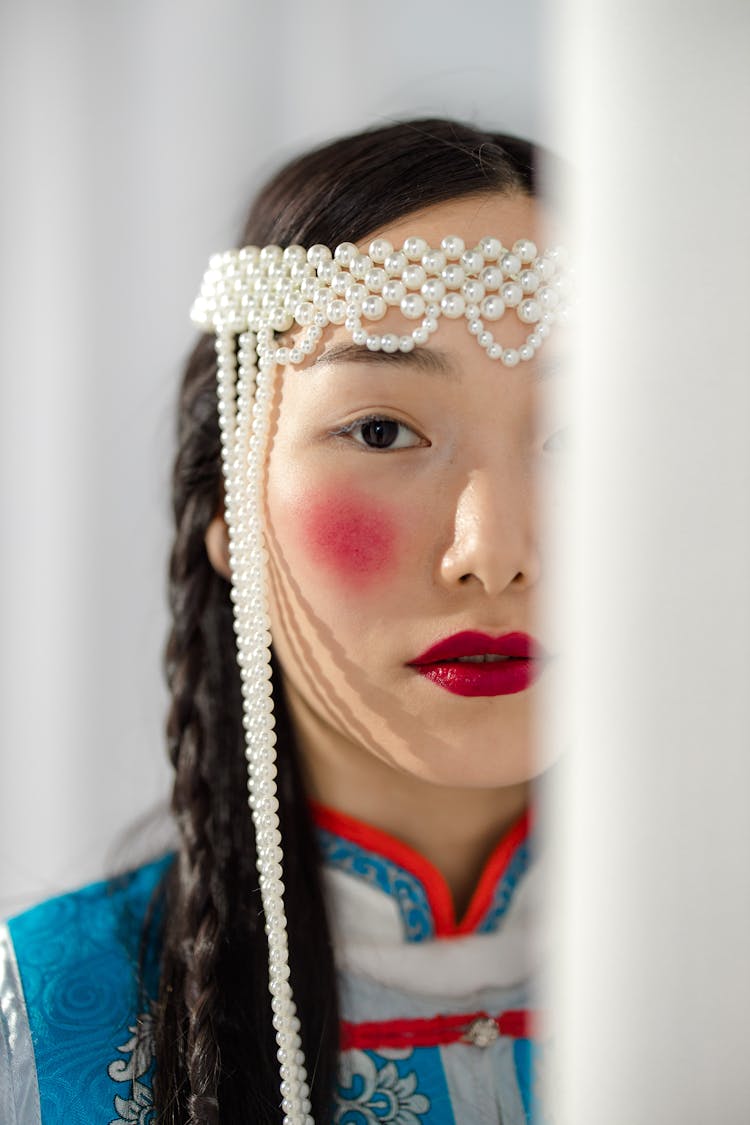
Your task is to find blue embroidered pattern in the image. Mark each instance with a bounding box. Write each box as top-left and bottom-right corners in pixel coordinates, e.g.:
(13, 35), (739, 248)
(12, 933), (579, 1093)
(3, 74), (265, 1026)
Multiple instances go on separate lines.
(336, 1047), (454, 1124)
(476, 841), (531, 934)
(317, 828), (435, 942)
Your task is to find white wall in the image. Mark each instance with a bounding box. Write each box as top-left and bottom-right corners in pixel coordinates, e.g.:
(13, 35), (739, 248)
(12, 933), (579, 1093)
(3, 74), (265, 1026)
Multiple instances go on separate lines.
(545, 3), (750, 1121)
(0, 0), (550, 912)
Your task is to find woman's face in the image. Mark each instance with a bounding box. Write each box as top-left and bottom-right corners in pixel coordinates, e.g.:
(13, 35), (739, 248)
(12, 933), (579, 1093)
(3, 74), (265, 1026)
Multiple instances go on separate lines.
(262, 193), (565, 789)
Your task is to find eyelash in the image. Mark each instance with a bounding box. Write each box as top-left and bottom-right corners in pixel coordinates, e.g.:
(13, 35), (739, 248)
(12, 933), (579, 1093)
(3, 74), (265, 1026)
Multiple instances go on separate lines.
(329, 414), (424, 452)
(329, 415), (570, 454)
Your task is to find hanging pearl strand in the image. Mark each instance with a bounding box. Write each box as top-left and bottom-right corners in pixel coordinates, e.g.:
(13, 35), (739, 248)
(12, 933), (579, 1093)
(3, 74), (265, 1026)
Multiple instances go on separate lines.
(215, 328), (313, 1125)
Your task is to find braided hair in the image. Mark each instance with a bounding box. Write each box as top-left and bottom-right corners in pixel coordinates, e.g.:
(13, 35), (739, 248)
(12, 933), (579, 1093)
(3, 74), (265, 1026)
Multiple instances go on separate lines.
(148, 118), (539, 1123)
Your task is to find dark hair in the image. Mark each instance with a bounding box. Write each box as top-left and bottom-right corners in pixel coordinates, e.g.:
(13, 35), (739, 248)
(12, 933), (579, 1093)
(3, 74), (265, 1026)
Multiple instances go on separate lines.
(150, 117), (539, 1123)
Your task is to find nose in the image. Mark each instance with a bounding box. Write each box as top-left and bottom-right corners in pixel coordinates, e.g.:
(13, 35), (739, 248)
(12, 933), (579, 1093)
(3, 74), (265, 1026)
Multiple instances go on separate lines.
(438, 467), (541, 597)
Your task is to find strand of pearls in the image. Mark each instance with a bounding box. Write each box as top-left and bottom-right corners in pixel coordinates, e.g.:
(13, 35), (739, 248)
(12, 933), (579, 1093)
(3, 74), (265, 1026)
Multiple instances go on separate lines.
(192, 236), (571, 366)
(215, 329), (313, 1125)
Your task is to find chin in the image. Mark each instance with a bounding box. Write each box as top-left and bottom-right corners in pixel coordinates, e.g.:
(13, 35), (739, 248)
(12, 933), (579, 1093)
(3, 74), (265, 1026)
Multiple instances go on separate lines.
(409, 740), (541, 790)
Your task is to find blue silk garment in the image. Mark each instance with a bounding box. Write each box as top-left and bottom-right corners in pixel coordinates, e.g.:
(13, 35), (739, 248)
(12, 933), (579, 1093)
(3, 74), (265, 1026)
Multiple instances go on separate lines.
(1, 807), (548, 1124)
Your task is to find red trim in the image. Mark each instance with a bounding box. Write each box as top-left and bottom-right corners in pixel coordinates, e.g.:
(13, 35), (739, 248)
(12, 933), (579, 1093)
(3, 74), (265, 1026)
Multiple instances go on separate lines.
(310, 800), (530, 937)
(340, 1009), (536, 1050)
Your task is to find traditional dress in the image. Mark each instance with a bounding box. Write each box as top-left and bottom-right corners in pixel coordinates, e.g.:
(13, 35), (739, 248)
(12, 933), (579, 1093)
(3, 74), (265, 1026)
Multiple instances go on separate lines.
(0, 805), (547, 1124)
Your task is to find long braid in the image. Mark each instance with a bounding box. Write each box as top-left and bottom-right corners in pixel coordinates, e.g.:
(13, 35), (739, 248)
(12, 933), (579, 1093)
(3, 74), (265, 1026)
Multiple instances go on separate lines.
(163, 334), (225, 1122)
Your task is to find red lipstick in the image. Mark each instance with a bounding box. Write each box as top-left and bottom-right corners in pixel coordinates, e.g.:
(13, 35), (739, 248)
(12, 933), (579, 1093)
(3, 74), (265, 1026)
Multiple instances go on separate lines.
(408, 631), (547, 697)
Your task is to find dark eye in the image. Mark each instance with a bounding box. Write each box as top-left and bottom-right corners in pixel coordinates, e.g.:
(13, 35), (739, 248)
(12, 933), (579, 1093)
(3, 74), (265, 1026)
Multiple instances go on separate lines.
(336, 415), (423, 451)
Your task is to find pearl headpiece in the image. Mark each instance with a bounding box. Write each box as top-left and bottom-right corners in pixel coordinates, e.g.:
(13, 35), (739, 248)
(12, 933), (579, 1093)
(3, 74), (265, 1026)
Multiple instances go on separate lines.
(191, 235), (569, 1125)
(192, 234), (570, 369)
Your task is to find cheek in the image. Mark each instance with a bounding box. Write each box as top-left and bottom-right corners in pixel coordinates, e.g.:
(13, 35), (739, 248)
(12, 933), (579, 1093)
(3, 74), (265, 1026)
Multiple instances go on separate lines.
(297, 488), (401, 589)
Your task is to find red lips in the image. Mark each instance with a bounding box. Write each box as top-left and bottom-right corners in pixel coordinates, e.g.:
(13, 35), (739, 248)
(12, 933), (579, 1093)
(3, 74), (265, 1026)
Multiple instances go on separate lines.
(408, 631), (547, 697)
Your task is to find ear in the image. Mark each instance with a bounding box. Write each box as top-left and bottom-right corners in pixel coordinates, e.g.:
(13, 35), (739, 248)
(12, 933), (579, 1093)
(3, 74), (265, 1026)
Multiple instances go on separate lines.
(205, 514), (232, 580)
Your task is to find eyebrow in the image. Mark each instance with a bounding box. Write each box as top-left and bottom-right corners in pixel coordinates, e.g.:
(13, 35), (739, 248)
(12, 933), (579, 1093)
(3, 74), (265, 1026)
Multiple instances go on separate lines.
(310, 341), (456, 377)
(310, 340), (565, 382)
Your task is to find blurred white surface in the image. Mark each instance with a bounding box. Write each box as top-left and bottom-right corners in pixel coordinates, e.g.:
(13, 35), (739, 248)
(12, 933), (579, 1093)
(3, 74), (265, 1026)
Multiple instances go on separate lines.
(543, 2), (750, 1121)
(0, 0), (551, 912)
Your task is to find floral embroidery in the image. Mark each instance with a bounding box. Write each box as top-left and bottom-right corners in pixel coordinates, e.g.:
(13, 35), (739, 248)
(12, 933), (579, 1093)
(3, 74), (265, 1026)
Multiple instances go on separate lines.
(107, 1009), (156, 1124)
(335, 1048), (431, 1123)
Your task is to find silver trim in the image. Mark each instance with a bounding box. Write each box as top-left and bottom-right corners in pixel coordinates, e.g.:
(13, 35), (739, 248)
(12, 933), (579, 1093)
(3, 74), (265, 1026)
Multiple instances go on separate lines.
(0, 922), (42, 1125)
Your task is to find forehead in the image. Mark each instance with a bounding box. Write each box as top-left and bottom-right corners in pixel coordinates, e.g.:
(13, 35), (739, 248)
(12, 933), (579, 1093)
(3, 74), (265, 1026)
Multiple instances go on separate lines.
(359, 193), (547, 256)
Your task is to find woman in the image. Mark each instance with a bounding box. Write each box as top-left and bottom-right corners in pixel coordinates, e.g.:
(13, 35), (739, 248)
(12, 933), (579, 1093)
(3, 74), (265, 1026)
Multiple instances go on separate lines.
(1, 118), (568, 1124)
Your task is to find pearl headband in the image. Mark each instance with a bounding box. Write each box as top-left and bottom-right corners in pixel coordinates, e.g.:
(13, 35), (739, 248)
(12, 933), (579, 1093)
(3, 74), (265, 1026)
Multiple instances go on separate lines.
(191, 234), (570, 369)
(190, 235), (569, 1125)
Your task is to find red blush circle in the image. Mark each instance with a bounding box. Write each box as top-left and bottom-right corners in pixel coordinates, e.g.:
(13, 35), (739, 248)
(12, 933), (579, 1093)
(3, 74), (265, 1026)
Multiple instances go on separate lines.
(301, 491), (398, 587)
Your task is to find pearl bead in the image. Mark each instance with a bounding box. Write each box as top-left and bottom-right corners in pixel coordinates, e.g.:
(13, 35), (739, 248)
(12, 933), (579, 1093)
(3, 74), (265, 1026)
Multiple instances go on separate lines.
(381, 333), (399, 353)
(501, 282), (522, 307)
(502, 348), (520, 366)
(500, 252), (522, 276)
(480, 266), (502, 291)
(518, 299), (541, 324)
(362, 295), (386, 321)
(519, 269), (540, 293)
(333, 241), (358, 266)
(400, 293), (425, 320)
(399, 335), (415, 352)
(440, 293), (465, 318)
(328, 299), (348, 326)
(461, 249), (485, 274)
(487, 343), (502, 359)
(307, 244), (332, 266)
(442, 264), (465, 289)
(331, 272), (350, 296)
(366, 335), (382, 350)
(402, 264), (426, 290)
(481, 295), (505, 321)
(479, 236), (502, 260)
(421, 249), (446, 273)
(384, 251), (407, 277)
(368, 238), (393, 263)
(421, 278), (445, 302)
(412, 325), (429, 345)
(282, 245), (307, 264)
(364, 268), (387, 292)
(513, 239), (537, 263)
(402, 236), (428, 260)
(352, 328), (367, 345)
(462, 279), (485, 303)
(381, 280), (406, 306)
(519, 343), (535, 361)
(349, 253), (372, 280)
(293, 302), (314, 326)
(441, 235), (465, 259)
